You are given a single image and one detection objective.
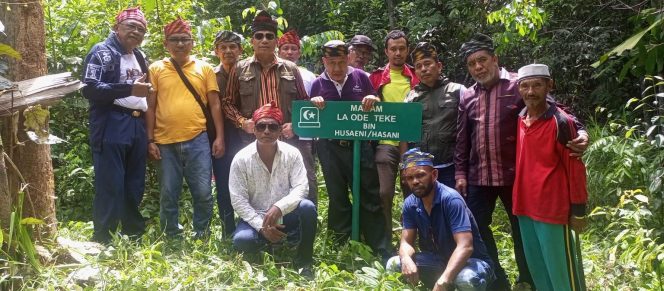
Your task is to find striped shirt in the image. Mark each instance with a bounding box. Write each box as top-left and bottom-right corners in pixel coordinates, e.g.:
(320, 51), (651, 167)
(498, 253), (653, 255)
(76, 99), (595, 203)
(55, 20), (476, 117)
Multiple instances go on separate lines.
(223, 56), (308, 127)
(454, 68), (522, 186)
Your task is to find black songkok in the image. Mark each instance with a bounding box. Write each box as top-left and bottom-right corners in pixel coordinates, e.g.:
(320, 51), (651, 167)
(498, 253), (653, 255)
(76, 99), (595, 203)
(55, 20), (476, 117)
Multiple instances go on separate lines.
(411, 42), (438, 63)
(214, 30), (242, 46)
(251, 11), (277, 35)
(459, 33), (494, 62)
(322, 40), (349, 57)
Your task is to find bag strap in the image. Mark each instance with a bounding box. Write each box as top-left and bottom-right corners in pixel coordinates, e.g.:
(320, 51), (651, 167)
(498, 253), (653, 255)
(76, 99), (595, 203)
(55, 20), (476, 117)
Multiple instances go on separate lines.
(170, 58), (211, 120)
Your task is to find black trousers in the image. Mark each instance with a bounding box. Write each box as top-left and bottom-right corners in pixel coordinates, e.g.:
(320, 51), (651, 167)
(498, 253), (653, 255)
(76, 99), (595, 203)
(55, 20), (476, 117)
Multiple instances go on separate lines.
(316, 139), (388, 255)
(465, 185), (533, 289)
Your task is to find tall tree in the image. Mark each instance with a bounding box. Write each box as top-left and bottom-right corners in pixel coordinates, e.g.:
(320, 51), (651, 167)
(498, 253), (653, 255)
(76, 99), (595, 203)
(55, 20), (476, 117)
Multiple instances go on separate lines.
(0, 0), (56, 236)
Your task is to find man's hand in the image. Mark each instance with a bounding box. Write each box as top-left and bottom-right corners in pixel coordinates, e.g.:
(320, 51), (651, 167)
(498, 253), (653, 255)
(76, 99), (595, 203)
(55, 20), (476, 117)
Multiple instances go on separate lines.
(282, 123), (294, 139)
(260, 225), (286, 243)
(261, 205), (286, 243)
(130, 74), (152, 97)
(400, 256), (419, 286)
(569, 216), (587, 233)
(310, 96), (326, 109)
(455, 178), (467, 197)
(567, 133), (589, 158)
(242, 118), (255, 134)
(433, 280), (454, 291)
(148, 142), (161, 160)
(262, 205), (283, 230)
(211, 137), (225, 158)
(361, 95), (380, 112)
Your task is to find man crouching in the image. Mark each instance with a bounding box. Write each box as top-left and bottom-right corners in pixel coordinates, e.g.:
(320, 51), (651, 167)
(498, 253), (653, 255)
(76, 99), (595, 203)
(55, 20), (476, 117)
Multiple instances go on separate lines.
(387, 148), (494, 290)
(229, 102), (317, 278)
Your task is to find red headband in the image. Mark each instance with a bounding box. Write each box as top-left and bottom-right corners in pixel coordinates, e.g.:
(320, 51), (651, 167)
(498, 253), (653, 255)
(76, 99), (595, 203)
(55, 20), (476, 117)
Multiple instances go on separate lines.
(116, 7), (147, 27)
(164, 17), (191, 37)
(278, 30), (300, 48)
(252, 101), (283, 124)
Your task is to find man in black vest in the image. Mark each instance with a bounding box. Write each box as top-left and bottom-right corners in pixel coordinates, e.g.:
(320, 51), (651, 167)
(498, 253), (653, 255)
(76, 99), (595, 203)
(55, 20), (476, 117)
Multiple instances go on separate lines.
(402, 42), (465, 190)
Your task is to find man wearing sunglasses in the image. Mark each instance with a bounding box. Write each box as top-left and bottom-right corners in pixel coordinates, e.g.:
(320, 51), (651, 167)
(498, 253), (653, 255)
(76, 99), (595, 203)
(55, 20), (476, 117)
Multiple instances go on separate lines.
(230, 102), (317, 279)
(146, 18), (225, 240)
(224, 11), (308, 145)
(81, 7), (153, 244)
(224, 11), (313, 204)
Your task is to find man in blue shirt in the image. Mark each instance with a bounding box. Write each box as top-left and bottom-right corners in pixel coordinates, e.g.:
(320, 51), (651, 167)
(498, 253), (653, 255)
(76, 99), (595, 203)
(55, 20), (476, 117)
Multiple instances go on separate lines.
(387, 148), (494, 290)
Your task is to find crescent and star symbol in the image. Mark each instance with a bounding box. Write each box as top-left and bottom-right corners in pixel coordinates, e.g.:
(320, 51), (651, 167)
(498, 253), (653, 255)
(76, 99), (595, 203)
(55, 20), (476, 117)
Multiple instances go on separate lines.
(303, 110), (316, 120)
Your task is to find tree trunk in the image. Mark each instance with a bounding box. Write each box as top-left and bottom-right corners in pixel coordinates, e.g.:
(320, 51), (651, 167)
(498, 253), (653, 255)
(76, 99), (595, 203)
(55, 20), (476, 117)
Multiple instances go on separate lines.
(386, 0), (397, 30)
(0, 0), (56, 237)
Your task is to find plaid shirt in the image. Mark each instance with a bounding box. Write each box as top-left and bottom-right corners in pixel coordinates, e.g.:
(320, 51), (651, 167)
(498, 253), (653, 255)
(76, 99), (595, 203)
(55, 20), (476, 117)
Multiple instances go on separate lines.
(454, 68), (522, 186)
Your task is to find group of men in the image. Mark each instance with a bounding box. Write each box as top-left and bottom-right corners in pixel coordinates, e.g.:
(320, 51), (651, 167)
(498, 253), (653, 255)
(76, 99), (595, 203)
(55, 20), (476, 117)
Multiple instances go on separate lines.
(82, 6), (590, 290)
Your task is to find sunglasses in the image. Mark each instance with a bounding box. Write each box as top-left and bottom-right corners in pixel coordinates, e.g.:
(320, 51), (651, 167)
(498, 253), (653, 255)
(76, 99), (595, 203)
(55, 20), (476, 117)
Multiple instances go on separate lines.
(255, 123), (281, 132)
(253, 32), (275, 41)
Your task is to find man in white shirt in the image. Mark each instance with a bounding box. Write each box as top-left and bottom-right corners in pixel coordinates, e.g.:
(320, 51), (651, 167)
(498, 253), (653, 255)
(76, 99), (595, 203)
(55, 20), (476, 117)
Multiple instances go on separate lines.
(229, 102), (317, 278)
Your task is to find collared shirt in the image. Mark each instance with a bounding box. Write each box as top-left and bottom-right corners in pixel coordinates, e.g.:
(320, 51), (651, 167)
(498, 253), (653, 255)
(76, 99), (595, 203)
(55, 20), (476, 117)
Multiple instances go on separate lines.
(369, 63), (419, 97)
(223, 56), (308, 127)
(513, 105), (588, 224)
(229, 140), (309, 231)
(149, 57), (219, 144)
(402, 182), (492, 267)
(310, 66), (375, 101)
(454, 68), (522, 186)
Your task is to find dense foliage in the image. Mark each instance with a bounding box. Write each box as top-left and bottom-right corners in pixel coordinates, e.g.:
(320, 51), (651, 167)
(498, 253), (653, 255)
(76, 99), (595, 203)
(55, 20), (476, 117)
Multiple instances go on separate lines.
(1, 0), (662, 289)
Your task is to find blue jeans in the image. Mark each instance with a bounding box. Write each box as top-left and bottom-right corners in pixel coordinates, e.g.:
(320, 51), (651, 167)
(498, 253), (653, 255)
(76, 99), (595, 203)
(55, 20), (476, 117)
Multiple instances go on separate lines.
(157, 132), (213, 237)
(232, 199), (317, 267)
(386, 252), (494, 290)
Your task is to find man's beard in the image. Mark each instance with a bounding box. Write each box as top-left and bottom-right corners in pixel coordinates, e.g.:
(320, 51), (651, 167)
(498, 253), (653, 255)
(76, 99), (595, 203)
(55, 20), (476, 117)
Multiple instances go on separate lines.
(413, 182), (435, 198)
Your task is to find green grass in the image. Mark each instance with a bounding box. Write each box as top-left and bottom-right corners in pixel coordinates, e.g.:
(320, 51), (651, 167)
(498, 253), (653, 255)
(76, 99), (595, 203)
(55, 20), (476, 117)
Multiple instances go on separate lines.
(3, 167), (663, 290)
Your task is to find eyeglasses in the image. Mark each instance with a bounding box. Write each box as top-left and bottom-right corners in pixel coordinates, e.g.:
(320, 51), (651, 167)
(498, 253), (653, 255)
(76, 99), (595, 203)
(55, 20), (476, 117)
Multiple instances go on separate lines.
(122, 22), (147, 34)
(253, 32), (275, 41)
(255, 123), (280, 132)
(167, 37), (194, 44)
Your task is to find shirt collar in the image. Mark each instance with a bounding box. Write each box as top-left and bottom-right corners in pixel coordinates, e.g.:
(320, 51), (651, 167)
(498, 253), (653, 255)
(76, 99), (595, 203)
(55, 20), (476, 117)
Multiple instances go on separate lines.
(472, 67), (512, 91)
(321, 66), (354, 80)
(518, 101), (556, 119)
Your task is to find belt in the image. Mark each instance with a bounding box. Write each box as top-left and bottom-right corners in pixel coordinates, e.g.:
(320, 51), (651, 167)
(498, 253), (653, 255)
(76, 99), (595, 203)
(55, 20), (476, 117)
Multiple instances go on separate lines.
(111, 105), (144, 118)
(328, 139), (353, 147)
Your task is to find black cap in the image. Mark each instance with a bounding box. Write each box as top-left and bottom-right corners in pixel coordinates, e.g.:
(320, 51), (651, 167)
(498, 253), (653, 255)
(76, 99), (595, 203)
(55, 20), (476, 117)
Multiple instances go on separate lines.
(349, 35), (375, 50)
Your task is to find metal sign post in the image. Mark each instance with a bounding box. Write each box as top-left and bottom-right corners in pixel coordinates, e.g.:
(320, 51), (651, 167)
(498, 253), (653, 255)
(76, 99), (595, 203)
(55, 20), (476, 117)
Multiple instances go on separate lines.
(293, 101), (422, 240)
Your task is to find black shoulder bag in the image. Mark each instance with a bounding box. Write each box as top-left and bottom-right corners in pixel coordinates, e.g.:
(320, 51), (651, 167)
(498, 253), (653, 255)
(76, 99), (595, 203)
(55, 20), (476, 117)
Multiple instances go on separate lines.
(170, 58), (216, 146)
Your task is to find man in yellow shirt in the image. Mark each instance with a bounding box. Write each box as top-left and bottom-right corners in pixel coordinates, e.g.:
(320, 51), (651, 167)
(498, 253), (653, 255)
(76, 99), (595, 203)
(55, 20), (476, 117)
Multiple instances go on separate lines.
(369, 30), (419, 245)
(146, 18), (224, 239)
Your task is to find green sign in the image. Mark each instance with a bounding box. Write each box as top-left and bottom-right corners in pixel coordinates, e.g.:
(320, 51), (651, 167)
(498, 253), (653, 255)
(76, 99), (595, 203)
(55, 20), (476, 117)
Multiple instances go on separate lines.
(292, 101), (422, 141)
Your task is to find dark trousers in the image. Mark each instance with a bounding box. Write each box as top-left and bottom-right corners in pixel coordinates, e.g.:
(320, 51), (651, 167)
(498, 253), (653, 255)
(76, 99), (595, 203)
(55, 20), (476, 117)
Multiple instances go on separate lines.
(316, 139), (389, 255)
(92, 111), (146, 243)
(375, 144), (400, 246)
(212, 121), (242, 237)
(232, 199), (317, 267)
(465, 185), (533, 289)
